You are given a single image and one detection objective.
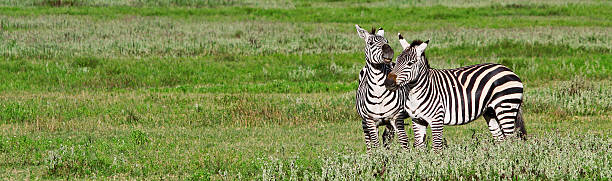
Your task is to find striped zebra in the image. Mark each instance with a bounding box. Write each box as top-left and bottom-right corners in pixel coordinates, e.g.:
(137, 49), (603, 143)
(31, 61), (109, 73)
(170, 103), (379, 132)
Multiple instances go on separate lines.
(384, 34), (526, 150)
(354, 25), (410, 151)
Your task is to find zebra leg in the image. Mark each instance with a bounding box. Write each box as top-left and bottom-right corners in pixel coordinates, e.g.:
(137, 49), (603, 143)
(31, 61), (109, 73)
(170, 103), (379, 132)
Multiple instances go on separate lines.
(412, 119), (428, 149)
(494, 103), (520, 138)
(362, 119), (372, 151)
(431, 119), (445, 151)
(394, 118), (410, 150)
(515, 106), (527, 140)
(382, 123), (395, 149)
(484, 107), (505, 142)
(363, 118), (380, 149)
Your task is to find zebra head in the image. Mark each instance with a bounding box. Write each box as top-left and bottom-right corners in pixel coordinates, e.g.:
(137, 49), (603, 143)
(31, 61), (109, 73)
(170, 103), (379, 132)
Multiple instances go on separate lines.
(355, 24), (394, 65)
(385, 33), (429, 91)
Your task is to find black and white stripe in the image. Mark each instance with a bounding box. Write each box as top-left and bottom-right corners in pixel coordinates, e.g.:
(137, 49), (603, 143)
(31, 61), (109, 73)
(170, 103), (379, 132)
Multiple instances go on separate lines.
(385, 34), (526, 150)
(354, 25), (410, 151)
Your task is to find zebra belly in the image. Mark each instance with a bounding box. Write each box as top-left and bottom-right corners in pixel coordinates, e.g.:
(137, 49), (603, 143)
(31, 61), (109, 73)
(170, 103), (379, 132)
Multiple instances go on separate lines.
(443, 114), (479, 126)
(362, 102), (402, 120)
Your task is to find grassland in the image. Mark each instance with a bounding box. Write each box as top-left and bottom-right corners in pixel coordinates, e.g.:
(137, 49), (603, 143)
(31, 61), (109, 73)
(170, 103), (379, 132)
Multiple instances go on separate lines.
(0, 0), (611, 180)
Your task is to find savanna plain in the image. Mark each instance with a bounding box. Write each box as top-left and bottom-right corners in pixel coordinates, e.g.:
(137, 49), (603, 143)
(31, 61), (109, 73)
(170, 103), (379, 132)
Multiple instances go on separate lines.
(0, 0), (611, 180)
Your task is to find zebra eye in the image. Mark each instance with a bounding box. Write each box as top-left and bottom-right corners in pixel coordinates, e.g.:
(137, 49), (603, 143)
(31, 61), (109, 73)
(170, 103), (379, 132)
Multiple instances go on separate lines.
(368, 42), (374, 46)
(407, 61), (414, 66)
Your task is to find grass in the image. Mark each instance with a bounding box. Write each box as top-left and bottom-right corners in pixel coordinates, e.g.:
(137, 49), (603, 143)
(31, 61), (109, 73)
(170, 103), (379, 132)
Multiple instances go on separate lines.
(0, 0), (611, 180)
(2, 0), (611, 8)
(262, 134), (611, 180)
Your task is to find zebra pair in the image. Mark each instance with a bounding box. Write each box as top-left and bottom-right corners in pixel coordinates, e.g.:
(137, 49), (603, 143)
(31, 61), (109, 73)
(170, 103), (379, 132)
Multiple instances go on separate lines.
(355, 25), (526, 151)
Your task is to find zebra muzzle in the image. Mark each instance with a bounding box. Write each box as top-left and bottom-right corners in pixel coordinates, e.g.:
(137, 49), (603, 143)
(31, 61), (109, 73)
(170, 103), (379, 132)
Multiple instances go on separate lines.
(384, 73), (398, 90)
(382, 44), (394, 63)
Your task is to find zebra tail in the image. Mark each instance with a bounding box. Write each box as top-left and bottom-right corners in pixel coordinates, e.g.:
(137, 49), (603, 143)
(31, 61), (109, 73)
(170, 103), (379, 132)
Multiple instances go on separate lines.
(515, 106), (527, 140)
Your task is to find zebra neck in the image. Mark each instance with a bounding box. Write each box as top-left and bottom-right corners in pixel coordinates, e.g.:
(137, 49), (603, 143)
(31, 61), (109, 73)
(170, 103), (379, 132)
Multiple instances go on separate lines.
(409, 68), (433, 95)
(364, 56), (388, 72)
(365, 63), (390, 87)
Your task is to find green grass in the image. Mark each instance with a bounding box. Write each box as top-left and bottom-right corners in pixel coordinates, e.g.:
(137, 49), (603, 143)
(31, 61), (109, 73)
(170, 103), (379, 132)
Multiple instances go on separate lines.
(2, 0), (610, 8)
(0, 52), (609, 93)
(0, 0), (611, 180)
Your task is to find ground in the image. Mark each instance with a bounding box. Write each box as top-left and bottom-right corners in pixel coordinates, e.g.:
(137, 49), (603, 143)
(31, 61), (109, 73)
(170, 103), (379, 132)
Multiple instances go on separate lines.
(0, 0), (611, 180)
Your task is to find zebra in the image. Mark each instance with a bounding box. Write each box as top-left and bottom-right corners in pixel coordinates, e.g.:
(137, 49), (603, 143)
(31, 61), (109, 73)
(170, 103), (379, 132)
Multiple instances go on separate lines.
(354, 25), (410, 151)
(384, 33), (527, 150)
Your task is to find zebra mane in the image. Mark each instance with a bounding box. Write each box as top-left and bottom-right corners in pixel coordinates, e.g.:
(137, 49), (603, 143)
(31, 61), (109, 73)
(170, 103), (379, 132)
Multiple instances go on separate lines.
(410, 40), (424, 47)
(370, 27), (376, 34)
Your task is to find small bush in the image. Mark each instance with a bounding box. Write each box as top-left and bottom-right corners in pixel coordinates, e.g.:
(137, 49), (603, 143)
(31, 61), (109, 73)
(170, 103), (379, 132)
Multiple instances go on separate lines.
(71, 57), (100, 69)
(130, 130), (149, 145)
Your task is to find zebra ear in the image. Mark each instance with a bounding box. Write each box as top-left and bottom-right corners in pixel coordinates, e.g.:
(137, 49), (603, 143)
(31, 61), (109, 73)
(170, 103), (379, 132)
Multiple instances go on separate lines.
(376, 27), (384, 37)
(398, 33), (409, 50)
(355, 24), (369, 39)
(416, 39), (429, 55)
